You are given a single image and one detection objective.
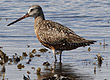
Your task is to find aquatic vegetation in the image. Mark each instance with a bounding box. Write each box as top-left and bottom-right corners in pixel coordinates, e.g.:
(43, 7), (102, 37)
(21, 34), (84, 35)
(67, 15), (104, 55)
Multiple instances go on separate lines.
(23, 75), (30, 80)
(22, 52), (28, 57)
(8, 61), (13, 65)
(2, 73), (5, 80)
(103, 39), (108, 46)
(35, 54), (41, 57)
(103, 39), (108, 49)
(0, 46), (3, 48)
(42, 74), (72, 80)
(27, 45), (30, 48)
(31, 67), (35, 70)
(94, 66), (96, 74)
(96, 53), (104, 67)
(36, 67), (41, 75)
(14, 56), (20, 63)
(17, 63), (25, 69)
(38, 48), (48, 53)
(88, 47), (91, 52)
(97, 53), (104, 62)
(29, 53), (34, 58)
(26, 59), (31, 64)
(27, 71), (31, 74)
(43, 61), (50, 67)
(43, 61), (51, 70)
(20, 56), (23, 60)
(31, 49), (36, 54)
(99, 42), (102, 45)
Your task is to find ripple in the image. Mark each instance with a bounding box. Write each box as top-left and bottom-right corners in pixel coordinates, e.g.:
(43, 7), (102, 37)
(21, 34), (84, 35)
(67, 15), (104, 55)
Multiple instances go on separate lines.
(0, 35), (36, 38)
(90, 25), (110, 27)
(48, 15), (92, 19)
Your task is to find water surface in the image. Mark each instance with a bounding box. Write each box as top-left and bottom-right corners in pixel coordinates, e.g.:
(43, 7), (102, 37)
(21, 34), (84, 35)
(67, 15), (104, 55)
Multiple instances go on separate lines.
(0, 0), (110, 80)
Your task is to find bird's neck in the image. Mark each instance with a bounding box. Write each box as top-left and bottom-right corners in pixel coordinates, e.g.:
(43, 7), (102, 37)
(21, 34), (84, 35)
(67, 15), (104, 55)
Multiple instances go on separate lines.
(34, 16), (44, 29)
(34, 16), (44, 23)
(34, 11), (45, 20)
(34, 9), (45, 25)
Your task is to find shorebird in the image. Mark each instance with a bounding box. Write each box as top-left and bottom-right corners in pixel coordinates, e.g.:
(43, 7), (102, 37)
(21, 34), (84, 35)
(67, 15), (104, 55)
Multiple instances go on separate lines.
(7, 5), (96, 62)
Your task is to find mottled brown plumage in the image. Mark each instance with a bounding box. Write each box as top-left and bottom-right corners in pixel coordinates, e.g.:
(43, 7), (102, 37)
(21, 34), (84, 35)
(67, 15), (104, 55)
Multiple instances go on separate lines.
(7, 5), (96, 62)
(34, 17), (95, 50)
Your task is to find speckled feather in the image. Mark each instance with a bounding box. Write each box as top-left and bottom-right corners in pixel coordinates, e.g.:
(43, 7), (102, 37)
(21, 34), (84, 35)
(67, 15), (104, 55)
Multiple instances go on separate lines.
(34, 16), (96, 51)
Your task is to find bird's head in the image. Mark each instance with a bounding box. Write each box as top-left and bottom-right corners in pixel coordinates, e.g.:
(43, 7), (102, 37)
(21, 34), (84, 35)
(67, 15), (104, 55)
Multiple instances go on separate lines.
(28, 5), (44, 18)
(7, 5), (44, 26)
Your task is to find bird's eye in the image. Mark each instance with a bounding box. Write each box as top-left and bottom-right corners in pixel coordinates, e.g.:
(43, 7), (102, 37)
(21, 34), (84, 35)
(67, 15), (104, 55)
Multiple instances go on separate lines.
(30, 9), (34, 12)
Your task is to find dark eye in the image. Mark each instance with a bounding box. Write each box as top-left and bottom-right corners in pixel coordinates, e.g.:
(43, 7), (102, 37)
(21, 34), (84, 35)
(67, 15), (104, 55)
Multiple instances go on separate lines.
(30, 9), (34, 12)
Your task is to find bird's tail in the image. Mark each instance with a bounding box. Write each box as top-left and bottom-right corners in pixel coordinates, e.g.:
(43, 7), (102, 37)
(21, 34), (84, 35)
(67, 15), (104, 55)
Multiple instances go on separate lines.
(80, 40), (96, 47)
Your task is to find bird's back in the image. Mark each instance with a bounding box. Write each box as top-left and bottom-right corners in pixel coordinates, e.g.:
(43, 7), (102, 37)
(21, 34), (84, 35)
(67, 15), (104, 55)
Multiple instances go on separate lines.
(34, 19), (96, 51)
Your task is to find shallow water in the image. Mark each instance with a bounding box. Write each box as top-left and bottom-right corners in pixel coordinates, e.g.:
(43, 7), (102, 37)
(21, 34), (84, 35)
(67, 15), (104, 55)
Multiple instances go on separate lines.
(0, 0), (110, 80)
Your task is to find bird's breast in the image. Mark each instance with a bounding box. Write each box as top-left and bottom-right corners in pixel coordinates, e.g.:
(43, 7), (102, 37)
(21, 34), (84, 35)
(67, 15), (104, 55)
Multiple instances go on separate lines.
(34, 26), (52, 49)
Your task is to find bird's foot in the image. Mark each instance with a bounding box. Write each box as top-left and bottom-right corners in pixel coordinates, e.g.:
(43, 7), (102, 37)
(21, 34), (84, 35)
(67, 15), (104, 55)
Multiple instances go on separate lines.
(54, 58), (57, 63)
(60, 59), (62, 63)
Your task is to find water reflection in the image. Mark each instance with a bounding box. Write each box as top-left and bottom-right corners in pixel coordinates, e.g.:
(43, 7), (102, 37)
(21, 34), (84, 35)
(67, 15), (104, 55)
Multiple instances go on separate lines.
(37, 62), (93, 80)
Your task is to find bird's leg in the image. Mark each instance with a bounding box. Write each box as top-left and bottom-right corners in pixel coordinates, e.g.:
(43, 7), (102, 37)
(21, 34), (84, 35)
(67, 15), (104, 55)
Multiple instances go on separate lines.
(59, 50), (62, 63)
(52, 49), (57, 62)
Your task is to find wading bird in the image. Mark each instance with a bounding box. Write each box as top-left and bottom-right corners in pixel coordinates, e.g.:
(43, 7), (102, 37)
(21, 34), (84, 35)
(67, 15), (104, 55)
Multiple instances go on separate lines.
(7, 5), (96, 62)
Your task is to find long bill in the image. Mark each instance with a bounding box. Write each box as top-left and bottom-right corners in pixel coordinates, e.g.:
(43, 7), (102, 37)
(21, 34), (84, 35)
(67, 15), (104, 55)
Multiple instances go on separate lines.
(7, 13), (29, 26)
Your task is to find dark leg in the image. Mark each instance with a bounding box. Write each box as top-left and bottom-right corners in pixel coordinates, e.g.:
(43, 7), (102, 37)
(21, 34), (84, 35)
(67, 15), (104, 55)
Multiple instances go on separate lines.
(59, 51), (62, 63)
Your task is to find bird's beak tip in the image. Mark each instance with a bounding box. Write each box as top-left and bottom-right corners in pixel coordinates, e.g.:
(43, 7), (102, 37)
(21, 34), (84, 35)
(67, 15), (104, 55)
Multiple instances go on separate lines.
(7, 13), (29, 26)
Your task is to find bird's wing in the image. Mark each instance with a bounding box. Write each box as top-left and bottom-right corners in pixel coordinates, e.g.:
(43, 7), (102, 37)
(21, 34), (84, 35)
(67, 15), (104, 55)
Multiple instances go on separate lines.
(37, 20), (88, 46)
